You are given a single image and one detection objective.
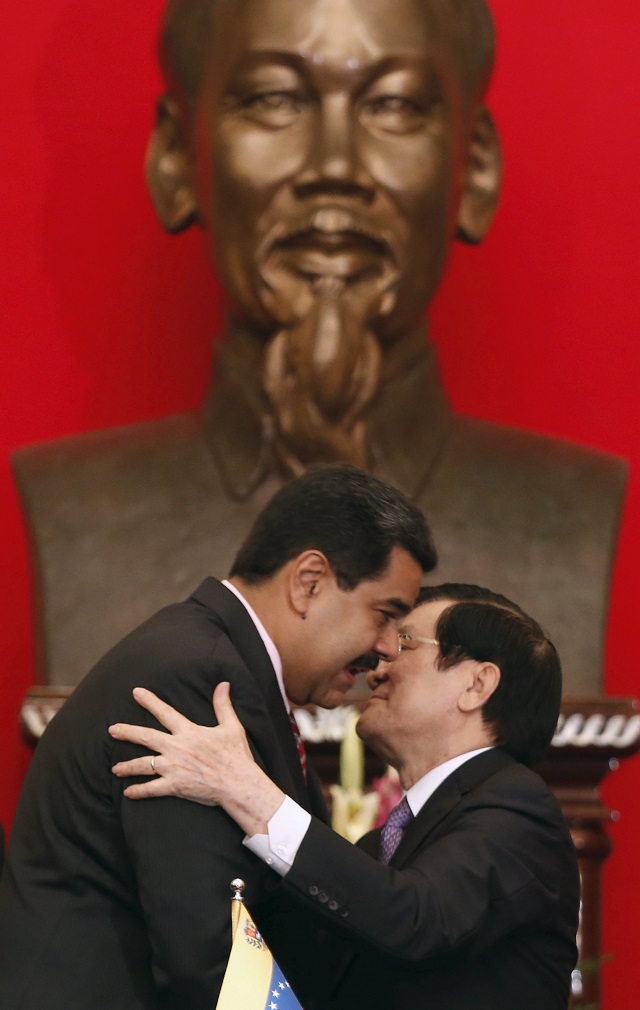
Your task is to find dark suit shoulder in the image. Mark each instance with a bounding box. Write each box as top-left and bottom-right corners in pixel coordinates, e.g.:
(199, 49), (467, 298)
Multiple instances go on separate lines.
(451, 751), (565, 817)
(428, 752), (573, 851)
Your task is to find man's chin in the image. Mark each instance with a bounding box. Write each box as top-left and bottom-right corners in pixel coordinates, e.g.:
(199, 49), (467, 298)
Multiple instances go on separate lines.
(356, 714), (393, 769)
(355, 701), (382, 741)
(313, 673), (358, 709)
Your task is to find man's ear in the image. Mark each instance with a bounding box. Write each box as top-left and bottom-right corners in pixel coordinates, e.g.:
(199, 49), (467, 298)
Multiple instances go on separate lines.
(458, 661), (501, 714)
(456, 106), (501, 245)
(145, 95), (199, 233)
(288, 551), (331, 618)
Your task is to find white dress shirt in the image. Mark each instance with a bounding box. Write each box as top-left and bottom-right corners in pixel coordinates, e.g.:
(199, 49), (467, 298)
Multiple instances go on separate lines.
(221, 580), (313, 873)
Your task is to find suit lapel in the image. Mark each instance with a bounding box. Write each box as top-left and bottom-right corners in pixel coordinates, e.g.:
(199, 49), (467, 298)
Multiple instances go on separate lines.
(391, 749), (516, 866)
(190, 577), (276, 689)
(190, 578), (312, 809)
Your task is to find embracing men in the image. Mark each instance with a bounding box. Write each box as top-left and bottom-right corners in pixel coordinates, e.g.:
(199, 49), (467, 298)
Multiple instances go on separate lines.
(112, 582), (580, 1010)
(0, 461), (579, 1008)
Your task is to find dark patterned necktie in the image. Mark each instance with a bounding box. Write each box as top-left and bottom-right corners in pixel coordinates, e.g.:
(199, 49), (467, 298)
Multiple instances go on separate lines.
(380, 796), (413, 863)
(288, 709), (307, 781)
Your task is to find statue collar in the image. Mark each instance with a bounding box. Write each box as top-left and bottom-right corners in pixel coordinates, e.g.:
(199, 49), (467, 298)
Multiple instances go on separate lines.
(200, 323), (454, 502)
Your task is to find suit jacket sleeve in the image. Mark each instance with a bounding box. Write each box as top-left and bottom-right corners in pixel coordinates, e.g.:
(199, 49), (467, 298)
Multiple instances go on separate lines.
(109, 634), (292, 1008)
(282, 761), (576, 964)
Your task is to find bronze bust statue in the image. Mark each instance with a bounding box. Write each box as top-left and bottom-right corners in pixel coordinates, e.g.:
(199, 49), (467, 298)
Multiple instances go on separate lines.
(13, 0), (625, 692)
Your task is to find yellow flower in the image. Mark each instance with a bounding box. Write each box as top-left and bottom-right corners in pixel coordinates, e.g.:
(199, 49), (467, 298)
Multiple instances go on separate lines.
(330, 785), (380, 843)
(330, 710), (379, 841)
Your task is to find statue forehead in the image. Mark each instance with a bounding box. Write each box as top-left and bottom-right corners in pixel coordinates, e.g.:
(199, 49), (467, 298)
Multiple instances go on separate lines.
(161, 0), (492, 100)
(208, 0), (451, 64)
(171, 0), (472, 22)
(211, 0), (446, 29)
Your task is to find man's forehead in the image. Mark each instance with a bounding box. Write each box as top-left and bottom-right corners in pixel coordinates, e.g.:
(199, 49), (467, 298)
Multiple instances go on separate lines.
(365, 553), (423, 614)
(400, 598), (452, 635)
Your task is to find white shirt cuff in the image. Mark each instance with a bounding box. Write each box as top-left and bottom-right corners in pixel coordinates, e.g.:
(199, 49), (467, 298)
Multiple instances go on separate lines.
(242, 795), (311, 876)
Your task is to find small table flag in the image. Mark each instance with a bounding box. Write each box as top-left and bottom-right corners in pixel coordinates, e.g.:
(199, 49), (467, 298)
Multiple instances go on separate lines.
(215, 880), (303, 1010)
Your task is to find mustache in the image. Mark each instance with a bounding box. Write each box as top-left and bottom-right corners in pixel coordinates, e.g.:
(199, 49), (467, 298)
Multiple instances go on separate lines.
(346, 652), (381, 674)
(260, 206), (395, 260)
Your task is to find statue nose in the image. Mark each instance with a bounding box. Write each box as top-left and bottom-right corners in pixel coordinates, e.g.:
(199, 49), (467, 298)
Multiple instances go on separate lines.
(295, 96), (373, 197)
(318, 127), (354, 181)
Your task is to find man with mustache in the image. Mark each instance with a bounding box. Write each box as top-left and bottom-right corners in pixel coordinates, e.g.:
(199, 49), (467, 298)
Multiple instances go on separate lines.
(110, 584), (580, 1010)
(0, 465), (434, 1009)
(14, 0), (625, 696)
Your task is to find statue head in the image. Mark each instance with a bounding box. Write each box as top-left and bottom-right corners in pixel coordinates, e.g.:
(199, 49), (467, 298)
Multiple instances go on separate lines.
(146, 0), (501, 470)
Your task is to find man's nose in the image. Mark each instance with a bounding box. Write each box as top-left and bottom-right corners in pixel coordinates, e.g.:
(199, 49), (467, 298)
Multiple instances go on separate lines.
(375, 624), (400, 663)
(366, 663), (390, 690)
(295, 95), (373, 195)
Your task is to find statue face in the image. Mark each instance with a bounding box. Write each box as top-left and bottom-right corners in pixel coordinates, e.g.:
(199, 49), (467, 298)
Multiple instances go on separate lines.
(191, 0), (475, 342)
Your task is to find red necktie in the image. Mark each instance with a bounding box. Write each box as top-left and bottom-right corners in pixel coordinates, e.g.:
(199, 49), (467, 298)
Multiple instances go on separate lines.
(288, 709), (307, 781)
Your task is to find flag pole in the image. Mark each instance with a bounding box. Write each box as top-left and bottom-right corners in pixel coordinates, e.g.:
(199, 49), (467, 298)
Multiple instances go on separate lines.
(230, 877), (246, 939)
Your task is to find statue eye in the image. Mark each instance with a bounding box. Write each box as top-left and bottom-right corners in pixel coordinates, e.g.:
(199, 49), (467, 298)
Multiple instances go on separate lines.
(242, 91), (306, 125)
(361, 94), (428, 134)
(249, 92), (297, 109)
(368, 95), (416, 115)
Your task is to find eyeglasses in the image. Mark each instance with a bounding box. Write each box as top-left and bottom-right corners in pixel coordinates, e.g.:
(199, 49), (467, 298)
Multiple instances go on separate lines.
(398, 632), (439, 648)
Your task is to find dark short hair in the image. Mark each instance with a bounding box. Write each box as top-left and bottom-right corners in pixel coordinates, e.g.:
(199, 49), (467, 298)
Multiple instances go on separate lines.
(158, 0), (495, 114)
(418, 584), (562, 766)
(230, 465), (436, 589)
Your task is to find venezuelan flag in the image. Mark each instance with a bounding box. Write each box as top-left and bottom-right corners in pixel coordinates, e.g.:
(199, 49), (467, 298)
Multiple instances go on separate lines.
(215, 899), (303, 1010)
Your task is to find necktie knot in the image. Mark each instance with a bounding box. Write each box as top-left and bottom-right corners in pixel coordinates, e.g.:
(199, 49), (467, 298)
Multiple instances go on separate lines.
(380, 795), (413, 864)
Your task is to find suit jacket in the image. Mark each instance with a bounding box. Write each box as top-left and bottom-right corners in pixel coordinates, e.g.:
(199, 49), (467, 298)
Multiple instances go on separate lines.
(0, 579), (327, 1009)
(284, 748), (580, 1010)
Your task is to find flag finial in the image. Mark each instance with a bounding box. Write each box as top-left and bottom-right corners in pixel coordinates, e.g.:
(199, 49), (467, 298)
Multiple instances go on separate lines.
(231, 878), (246, 902)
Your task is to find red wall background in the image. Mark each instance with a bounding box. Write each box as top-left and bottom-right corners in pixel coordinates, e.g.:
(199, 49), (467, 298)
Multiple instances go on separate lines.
(1, 2), (638, 1004)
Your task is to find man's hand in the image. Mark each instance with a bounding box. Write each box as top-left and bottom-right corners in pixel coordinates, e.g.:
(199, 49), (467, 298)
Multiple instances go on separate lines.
(109, 682), (285, 834)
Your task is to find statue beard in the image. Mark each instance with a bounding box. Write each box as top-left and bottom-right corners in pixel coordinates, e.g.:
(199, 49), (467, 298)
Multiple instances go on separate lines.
(258, 217), (398, 475)
(262, 279), (383, 473)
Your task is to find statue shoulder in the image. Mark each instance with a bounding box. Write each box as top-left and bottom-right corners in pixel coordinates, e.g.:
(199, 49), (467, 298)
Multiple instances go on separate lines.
(12, 413), (206, 499)
(438, 414), (626, 508)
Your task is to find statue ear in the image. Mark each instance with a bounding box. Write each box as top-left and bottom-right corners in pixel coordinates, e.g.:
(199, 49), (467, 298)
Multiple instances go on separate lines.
(456, 106), (501, 245)
(145, 95), (198, 233)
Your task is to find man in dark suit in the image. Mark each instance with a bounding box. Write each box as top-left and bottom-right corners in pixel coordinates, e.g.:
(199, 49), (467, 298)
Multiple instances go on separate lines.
(112, 583), (580, 1009)
(0, 465), (433, 1009)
